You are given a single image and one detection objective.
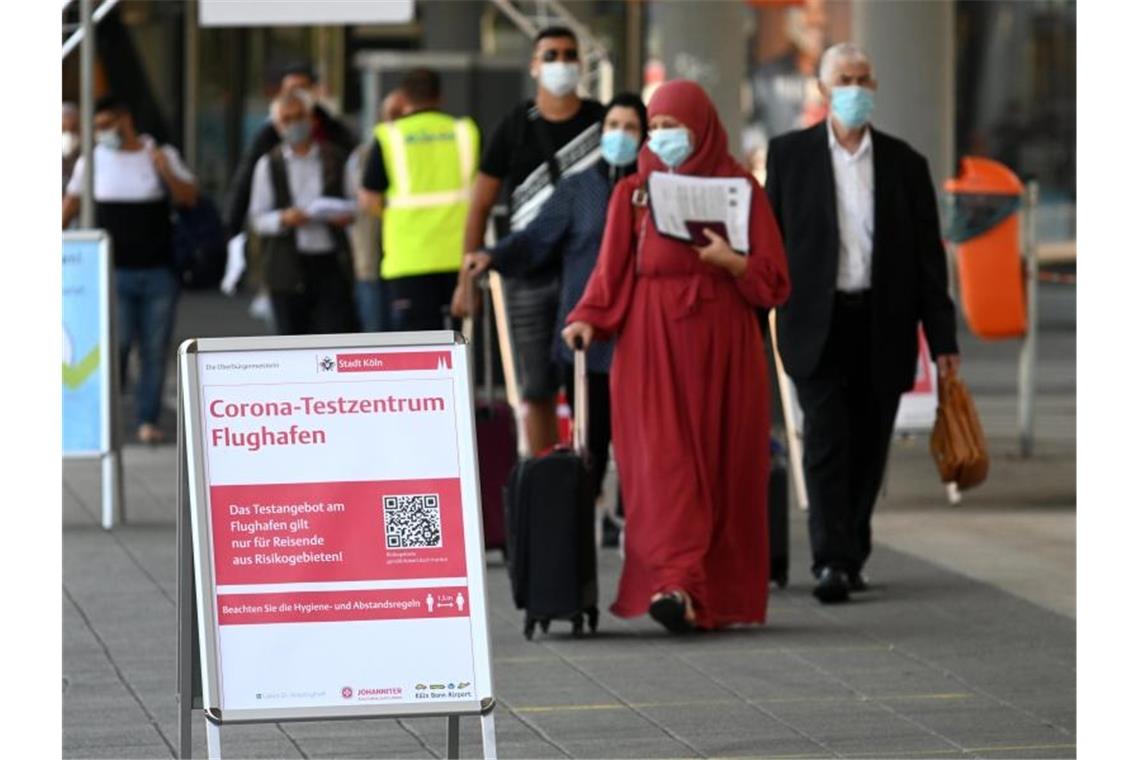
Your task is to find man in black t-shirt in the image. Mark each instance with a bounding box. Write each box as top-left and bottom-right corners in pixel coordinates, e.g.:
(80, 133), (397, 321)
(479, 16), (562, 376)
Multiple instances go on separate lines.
(456, 25), (604, 456)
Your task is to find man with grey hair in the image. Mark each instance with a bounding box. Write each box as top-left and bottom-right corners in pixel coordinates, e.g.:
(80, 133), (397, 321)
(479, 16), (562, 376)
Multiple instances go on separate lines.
(765, 42), (960, 604)
(247, 88), (356, 335)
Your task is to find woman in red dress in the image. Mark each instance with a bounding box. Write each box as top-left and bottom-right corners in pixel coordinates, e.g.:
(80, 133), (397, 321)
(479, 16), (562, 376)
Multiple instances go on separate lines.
(563, 80), (790, 633)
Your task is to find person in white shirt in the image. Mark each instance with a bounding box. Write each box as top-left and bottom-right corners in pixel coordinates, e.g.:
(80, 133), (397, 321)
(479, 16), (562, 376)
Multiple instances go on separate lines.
(764, 43), (960, 604)
(248, 89), (356, 335)
(62, 94), (198, 445)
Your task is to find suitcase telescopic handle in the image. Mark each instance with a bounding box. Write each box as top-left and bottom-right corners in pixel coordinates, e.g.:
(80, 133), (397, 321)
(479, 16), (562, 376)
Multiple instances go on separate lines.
(480, 274), (493, 407)
(572, 337), (588, 458)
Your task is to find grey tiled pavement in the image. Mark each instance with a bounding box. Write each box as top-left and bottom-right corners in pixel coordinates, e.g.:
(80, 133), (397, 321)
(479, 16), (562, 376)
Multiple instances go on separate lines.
(63, 285), (1076, 759)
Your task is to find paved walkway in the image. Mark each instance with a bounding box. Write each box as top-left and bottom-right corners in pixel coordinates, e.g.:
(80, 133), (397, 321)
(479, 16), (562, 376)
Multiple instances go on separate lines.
(63, 285), (1075, 759)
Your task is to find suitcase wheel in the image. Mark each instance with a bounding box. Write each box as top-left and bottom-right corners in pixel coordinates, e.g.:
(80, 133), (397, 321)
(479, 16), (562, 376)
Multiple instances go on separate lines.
(571, 614), (584, 639)
(539, 619), (550, 634)
(524, 618), (536, 641)
(587, 607), (599, 633)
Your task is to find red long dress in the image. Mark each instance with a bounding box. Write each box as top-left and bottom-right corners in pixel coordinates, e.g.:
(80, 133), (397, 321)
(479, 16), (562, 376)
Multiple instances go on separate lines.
(567, 81), (790, 629)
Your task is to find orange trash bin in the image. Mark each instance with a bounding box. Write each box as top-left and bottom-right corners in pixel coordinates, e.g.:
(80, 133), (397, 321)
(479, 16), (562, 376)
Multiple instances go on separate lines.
(944, 157), (1027, 340)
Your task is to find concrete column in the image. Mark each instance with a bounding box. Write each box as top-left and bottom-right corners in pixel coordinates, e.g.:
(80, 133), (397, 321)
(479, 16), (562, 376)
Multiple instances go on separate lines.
(650, 0), (749, 157)
(420, 0), (481, 52)
(852, 0), (955, 185)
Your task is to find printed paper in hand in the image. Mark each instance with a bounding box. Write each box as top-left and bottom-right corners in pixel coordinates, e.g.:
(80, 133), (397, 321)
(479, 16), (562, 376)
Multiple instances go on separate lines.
(305, 196), (359, 222)
(647, 172), (752, 253)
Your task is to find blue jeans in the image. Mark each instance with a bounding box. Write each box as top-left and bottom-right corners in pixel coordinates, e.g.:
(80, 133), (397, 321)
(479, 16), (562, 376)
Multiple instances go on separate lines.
(354, 279), (387, 333)
(116, 267), (179, 426)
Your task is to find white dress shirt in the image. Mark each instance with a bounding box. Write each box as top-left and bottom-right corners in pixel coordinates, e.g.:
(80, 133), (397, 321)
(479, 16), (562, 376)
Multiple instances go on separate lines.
(249, 144), (349, 255)
(827, 118), (875, 292)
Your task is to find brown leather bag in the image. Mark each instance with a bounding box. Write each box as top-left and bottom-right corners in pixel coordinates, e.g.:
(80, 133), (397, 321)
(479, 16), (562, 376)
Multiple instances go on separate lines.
(929, 371), (989, 490)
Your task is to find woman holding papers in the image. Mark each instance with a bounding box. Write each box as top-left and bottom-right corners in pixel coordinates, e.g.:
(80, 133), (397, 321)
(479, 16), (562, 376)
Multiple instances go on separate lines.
(563, 80), (790, 633)
(464, 93), (649, 530)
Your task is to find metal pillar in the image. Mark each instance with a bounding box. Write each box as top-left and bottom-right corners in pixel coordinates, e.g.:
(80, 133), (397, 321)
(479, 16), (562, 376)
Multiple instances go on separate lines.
(79, 0), (95, 228)
(1018, 181), (1040, 458)
(183, 0), (199, 168)
(651, 0), (748, 155)
(852, 0), (955, 186)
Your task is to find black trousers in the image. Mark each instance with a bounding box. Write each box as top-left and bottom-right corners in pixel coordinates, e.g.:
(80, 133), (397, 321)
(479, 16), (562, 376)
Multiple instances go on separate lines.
(385, 271), (458, 333)
(561, 362), (612, 504)
(270, 253), (354, 336)
(794, 293), (901, 577)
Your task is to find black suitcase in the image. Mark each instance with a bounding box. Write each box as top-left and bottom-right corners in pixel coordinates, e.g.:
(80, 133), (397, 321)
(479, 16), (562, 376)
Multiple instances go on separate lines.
(504, 345), (599, 639)
(769, 437), (789, 588)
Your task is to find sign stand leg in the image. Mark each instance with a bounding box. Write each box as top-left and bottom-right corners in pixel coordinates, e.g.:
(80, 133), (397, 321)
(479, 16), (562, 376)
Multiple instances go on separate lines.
(446, 715), (461, 759)
(177, 369), (195, 759)
(480, 713), (498, 760)
(205, 718), (222, 760)
(101, 450), (122, 529)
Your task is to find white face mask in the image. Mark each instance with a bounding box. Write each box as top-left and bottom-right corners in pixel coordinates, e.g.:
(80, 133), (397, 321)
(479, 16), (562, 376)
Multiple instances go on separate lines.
(62, 131), (79, 156)
(539, 62), (581, 97)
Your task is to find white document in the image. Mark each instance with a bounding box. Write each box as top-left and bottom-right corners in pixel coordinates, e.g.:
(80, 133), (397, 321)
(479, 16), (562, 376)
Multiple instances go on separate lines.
(220, 233), (246, 296)
(305, 196), (358, 222)
(647, 171), (752, 253)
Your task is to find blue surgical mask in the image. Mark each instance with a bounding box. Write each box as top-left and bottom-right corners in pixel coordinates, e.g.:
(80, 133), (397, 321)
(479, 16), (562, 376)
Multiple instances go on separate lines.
(830, 86), (875, 129)
(647, 127), (692, 169)
(282, 121), (312, 147)
(95, 128), (121, 151)
(600, 129), (639, 167)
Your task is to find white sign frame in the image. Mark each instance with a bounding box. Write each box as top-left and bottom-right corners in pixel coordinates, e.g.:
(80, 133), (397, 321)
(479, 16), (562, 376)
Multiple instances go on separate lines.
(198, 0), (415, 27)
(63, 230), (124, 529)
(178, 332), (496, 737)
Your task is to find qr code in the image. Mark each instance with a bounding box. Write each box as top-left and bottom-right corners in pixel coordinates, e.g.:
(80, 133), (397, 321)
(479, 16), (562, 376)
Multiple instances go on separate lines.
(382, 494), (442, 549)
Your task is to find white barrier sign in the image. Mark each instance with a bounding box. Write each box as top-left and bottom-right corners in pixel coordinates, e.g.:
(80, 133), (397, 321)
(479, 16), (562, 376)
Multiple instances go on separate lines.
(180, 334), (494, 725)
(199, 0), (414, 27)
(894, 330), (939, 432)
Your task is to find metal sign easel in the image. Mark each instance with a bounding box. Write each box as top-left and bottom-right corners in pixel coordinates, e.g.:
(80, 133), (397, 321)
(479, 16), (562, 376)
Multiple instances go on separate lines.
(175, 333), (498, 759)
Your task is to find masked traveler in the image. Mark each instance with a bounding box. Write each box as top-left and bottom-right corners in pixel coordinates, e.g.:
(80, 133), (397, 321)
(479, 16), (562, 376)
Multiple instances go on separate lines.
(456, 25), (605, 456)
(247, 89), (356, 336)
(563, 80), (791, 633)
(465, 92), (648, 544)
(62, 94), (199, 444)
(765, 43), (960, 604)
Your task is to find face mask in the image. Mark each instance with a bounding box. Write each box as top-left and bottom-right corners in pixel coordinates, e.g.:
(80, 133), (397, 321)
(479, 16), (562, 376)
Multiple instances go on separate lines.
(95, 128), (121, 151)
(600, 129), (639, 167)
(539, 62), (580, 97)
(62, 131), (79, 156)
(830, 85), (875, 129)
(647, 127), (693, 169)
(282, 121), (311, 147)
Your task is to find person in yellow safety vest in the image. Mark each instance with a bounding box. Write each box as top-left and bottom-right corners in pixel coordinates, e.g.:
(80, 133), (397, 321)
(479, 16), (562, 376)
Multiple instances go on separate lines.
(357, 68), (480, 332)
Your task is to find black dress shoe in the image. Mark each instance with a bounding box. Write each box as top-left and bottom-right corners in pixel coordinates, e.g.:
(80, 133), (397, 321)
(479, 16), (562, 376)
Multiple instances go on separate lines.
(848, 571), (869, 592)
(812, 566), (850, 604)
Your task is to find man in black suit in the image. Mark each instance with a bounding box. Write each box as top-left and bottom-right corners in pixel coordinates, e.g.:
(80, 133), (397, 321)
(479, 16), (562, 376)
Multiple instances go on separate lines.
(765, 42), (960, 604)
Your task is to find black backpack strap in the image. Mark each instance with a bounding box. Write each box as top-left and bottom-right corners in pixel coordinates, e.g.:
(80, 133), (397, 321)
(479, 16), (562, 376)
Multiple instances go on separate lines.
(527, 104), (562, 185)
(267, 146), (293, 210)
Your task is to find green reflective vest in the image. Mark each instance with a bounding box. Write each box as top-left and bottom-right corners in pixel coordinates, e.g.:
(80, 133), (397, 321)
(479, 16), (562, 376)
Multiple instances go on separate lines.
(375, 111), (479, 279)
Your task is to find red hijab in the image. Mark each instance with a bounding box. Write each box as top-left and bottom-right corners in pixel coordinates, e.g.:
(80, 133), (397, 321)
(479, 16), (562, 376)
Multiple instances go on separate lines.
(637, 79), (747, 180)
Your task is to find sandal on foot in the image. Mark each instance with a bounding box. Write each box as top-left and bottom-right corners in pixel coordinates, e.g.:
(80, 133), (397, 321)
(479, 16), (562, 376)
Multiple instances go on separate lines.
(138, 423), (166, 445)
(649, 591), (695, 634)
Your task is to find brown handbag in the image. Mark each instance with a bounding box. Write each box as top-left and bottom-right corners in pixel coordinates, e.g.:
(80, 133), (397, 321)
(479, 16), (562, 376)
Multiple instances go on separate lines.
(929, 371), (989, 490)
